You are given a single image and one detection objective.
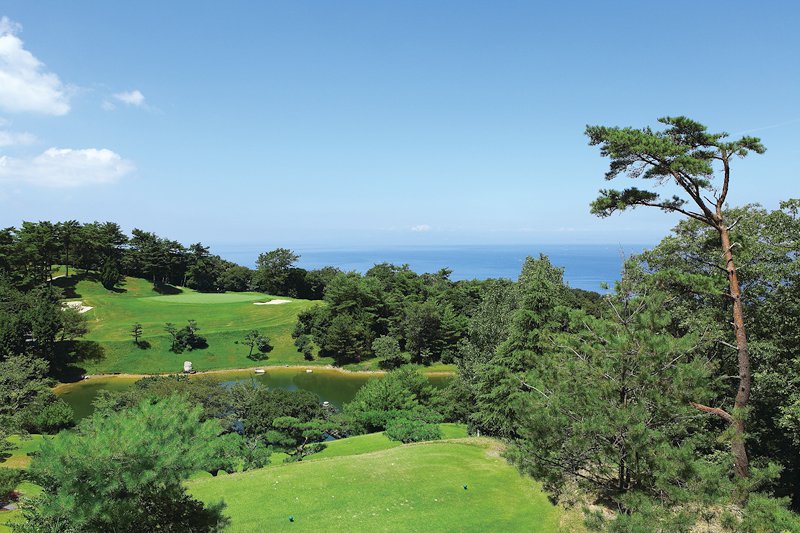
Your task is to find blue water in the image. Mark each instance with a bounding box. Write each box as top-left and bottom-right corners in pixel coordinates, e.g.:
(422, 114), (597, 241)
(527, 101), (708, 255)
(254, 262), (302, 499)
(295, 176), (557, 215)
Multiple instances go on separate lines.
(212, 244), (654, 293)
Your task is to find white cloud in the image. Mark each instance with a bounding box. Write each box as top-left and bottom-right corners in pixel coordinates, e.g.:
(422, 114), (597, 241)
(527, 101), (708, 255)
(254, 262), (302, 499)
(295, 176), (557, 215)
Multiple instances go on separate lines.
(0, 130), (36, 146)
(101, 100), (115, 111)
(0, 17), (71, 115)
(0, 147), (136, 187)
(113, 90), (146, 107)
(411, 224), (432, 232)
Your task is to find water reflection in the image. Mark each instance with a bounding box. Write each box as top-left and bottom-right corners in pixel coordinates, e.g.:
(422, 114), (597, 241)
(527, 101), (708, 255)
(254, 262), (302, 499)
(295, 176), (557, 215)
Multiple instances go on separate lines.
(55, 368), (452, 421)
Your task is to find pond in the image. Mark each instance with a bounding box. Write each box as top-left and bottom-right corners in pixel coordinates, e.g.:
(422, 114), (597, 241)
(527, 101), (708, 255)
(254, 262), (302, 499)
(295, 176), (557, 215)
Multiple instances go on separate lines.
(55, 368), (453, 421)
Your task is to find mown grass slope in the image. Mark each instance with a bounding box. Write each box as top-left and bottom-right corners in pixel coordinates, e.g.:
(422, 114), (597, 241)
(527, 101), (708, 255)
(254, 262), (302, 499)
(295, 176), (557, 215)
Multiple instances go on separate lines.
(188, 436), (561, 533)
(52, 274), (327, 374)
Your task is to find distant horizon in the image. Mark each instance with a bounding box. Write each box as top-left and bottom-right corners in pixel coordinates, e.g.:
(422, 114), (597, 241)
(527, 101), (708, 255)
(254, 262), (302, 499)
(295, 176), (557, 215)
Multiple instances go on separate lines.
(207, 242), (648, 290)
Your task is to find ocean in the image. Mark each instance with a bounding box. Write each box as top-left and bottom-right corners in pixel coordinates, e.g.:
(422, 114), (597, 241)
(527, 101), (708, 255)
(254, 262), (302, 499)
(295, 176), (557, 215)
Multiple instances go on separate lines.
(211, 244), (654, 293)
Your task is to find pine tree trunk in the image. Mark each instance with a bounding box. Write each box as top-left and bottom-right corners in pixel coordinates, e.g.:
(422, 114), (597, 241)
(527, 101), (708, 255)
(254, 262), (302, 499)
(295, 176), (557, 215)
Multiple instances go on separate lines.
(720, 225), (751, 505)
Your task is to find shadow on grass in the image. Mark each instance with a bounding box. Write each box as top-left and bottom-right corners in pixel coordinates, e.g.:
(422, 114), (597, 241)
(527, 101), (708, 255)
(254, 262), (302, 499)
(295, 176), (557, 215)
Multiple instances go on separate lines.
(51, 271), (99, 298)
(135, 340), (152, 350)
(153, 283), (183, 295)
(50, 340), (106, 381)
(50, 271), (129, 296)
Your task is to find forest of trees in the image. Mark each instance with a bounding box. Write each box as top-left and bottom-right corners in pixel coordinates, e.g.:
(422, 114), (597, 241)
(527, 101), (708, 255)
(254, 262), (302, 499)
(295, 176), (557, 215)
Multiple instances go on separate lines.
(0, 221), (338, 297)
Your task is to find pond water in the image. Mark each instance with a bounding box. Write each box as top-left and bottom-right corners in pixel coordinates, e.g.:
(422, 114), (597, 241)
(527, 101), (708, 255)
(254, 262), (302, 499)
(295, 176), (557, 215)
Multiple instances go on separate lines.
(55, 368), (453, 421)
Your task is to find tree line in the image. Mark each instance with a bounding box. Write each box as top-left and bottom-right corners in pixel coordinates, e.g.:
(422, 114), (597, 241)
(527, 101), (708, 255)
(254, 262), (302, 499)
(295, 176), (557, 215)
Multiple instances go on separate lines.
(0, 221), (339, 297)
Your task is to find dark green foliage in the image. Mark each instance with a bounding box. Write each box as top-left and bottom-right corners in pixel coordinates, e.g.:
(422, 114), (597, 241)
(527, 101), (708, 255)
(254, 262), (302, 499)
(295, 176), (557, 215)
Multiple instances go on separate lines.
(164, 322), (178, 351)
(294, 264), (480, 366)
(17, 389), (74, 434)
(58, 307), (88, 342)
(385, 415), (442, 443)
(218, 265), (253, 292)
(0, 354), (51, 431)
(92, 374), (231, 422)
(373, 335), (407, 369)
(253, 248), (300, 296)
(474, 254), (573, 438)
(301, 344), (314, 361)
(243, 330), (272, 359)
(99, 258), (121, 290)
(244, 388), (333, 459)
(586, 116), (765, 220)
(587, 117), (768, 506)
(20, 395), (229, 532)
(0, 468), (24, 501)
(175, 319), (207, 350)
(636, 201), (800, 507)
(204, 432), (271, 476)
(185, 243), (221, 292)
(344, 365), (440, 434)
(506, 272), (715, 504)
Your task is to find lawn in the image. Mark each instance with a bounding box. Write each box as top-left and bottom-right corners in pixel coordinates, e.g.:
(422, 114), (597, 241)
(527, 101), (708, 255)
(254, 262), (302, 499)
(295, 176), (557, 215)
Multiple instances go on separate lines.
(51, 274), (328, 375)
(188, 437), (562, 533)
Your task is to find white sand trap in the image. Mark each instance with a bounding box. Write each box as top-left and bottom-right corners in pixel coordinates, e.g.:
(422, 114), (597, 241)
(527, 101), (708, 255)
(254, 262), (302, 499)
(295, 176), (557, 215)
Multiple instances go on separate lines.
(253, 299), (291, 305)
(64, 301), (94, 313)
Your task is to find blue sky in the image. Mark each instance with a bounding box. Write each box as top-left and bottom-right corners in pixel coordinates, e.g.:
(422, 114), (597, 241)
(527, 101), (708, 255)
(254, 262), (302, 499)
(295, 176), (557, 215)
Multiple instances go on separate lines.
(0, 1), (797, 254)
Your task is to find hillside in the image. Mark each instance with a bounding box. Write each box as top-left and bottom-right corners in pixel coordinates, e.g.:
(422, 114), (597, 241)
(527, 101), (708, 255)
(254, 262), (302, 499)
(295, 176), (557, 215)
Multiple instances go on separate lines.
(51, 273), (324, 375)
(187, 435), (564, 533)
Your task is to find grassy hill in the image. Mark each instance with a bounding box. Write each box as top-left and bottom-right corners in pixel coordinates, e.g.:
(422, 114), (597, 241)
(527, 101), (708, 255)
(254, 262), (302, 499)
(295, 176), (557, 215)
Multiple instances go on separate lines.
(188, 435), (564, 533)
(3, 428), (576, 532)
(51, 273), (326, 375)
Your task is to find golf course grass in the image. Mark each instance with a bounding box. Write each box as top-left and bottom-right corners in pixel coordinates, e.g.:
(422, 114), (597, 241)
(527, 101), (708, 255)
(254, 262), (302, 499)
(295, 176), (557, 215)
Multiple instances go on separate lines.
(49, 272), (457, 376)
(188, 436), (563, 533)
(51, 273), (328, 375)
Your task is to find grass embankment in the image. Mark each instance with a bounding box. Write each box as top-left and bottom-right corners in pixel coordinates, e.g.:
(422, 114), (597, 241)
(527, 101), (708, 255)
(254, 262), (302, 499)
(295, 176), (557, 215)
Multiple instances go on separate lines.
(52, 274), (327, 375)
(189, 433), (563, 533)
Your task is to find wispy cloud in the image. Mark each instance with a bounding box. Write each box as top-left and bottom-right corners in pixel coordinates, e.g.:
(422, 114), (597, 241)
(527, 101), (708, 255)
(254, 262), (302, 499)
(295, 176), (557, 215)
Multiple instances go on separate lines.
(112, 90), (147, 108)
(0, 130), (36, 147)
(733, 118), (800, 136)
(101, 100), (115, 111)
(0, 147), (136, 187)
(0, 17), (72, 115)
(411, 224), (431, 231)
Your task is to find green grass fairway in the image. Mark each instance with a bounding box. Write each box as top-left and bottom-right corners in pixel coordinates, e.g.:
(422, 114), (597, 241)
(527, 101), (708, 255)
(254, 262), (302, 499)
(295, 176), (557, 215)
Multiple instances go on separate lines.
(51, 274), (328, 375)
(188, 437), (561, 532)
(147, 292), (274, 304)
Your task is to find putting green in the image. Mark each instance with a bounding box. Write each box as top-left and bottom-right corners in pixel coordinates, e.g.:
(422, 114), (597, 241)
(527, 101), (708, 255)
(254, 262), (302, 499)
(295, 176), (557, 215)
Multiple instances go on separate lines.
(145, 292), (274, 304)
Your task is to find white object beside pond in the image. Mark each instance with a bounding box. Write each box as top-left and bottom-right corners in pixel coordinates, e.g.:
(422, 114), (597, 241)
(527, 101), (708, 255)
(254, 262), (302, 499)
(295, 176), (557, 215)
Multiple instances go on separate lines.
(254, 369), (265, 374)
(184, 361), (193, 372)
(306, 369), (312, 373)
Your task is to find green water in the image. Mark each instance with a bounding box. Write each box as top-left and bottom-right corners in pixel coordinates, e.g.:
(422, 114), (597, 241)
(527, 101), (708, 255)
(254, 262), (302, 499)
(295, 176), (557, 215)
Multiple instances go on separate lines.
(55, 368), (452, 421)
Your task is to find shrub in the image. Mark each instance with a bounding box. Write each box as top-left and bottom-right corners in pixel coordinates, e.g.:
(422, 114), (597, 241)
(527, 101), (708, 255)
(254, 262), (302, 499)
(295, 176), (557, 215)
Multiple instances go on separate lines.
(385, 416), (442, 443)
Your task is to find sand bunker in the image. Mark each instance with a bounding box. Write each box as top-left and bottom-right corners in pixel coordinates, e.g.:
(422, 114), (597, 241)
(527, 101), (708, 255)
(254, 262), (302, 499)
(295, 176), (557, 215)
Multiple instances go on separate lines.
(64, 301), (94, 313)
(253, 299), (291, 305)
